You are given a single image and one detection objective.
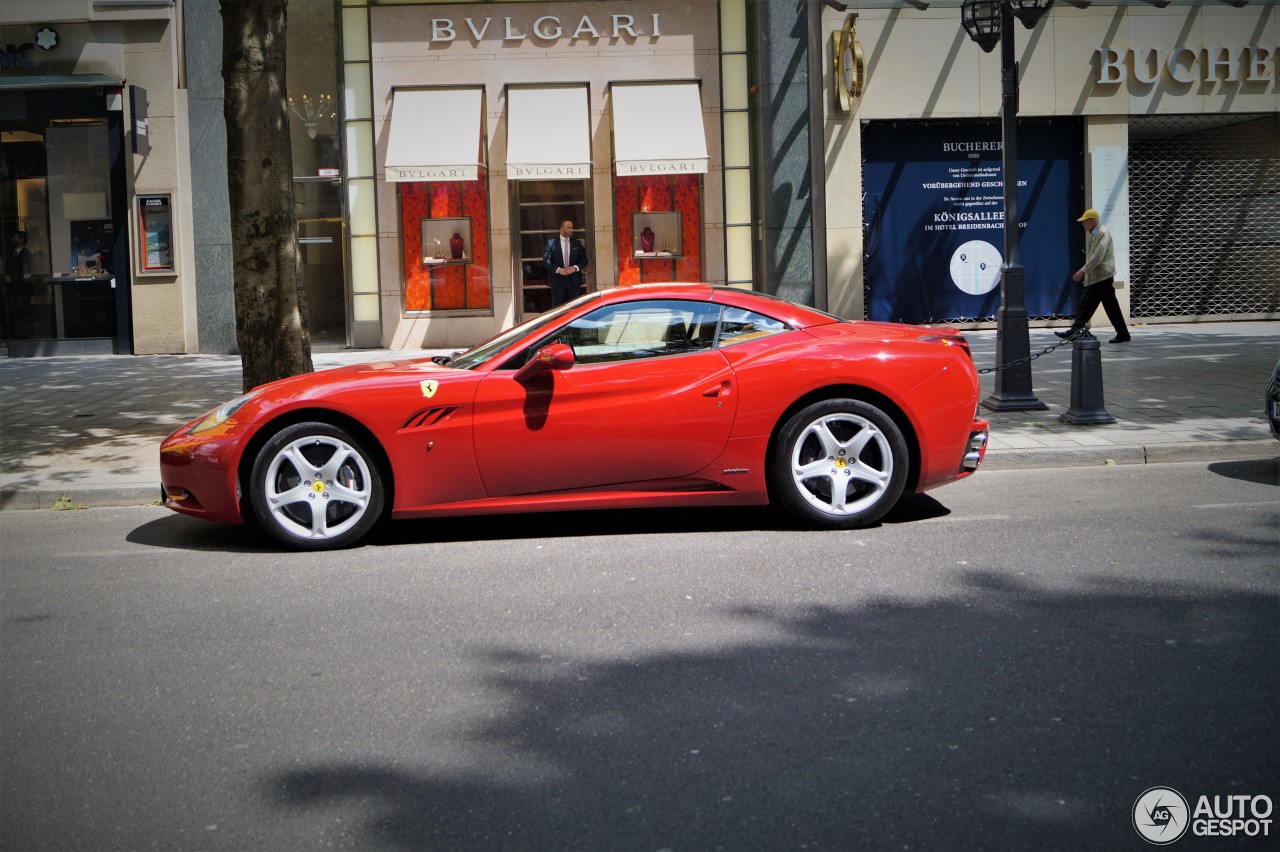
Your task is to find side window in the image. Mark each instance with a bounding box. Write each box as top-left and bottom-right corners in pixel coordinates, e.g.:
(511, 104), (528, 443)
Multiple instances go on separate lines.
(544, 300), (721, 365)
(718, 307), (790, 347)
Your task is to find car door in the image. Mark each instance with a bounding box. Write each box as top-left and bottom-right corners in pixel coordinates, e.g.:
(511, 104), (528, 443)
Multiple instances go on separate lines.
(472, 300), (737, 497)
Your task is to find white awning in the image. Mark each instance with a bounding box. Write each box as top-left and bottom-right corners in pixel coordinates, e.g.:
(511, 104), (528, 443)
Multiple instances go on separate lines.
(506, 86), (591, 180)
(385, 88), (483, 182)
(611, 82), (709, 177)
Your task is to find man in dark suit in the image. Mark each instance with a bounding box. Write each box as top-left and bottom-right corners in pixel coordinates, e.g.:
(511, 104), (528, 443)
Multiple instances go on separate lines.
(3, 231), (31, 340)
(7, 230), (30, 278)
(543, 219), (589, 308)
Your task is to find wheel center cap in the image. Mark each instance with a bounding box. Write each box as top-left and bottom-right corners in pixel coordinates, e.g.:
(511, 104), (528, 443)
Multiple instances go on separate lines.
(312, 481), (326, 493)
(834, 458), (847, 468)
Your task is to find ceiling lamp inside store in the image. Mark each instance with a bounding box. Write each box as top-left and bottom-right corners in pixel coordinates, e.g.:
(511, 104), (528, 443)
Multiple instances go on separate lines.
(288, 93), (335, 140)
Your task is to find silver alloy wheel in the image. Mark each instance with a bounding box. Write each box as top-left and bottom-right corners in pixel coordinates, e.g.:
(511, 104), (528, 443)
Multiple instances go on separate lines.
(790, 411), (893, 516)
(263, 434), (374, 541)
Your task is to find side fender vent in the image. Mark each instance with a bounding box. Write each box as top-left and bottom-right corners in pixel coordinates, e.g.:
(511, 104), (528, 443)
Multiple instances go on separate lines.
(402, 406), (461, 430)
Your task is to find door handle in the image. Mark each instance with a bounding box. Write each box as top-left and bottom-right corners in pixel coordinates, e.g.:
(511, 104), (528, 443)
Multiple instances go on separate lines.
(702, 381), (732, 398)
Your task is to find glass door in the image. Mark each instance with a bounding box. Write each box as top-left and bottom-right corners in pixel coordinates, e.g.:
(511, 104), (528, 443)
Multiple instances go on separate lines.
(515, 180), (588, 318)
(1, 89), (123, 355)
(294, 177), (346, 347)
(287, 0), (345, 346)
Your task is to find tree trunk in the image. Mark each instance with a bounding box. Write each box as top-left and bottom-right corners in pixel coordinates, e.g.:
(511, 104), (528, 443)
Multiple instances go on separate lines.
(221, 0), (312, 392)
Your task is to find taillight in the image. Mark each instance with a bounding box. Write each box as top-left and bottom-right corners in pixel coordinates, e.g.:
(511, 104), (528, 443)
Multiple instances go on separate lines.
(921, 334), (972, 360)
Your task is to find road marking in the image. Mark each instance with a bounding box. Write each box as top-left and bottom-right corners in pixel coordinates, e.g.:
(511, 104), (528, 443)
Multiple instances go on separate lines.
(60, 551), (141, 558)
(1190, 501), (1280, 511)
(923, 514), (1012, 523)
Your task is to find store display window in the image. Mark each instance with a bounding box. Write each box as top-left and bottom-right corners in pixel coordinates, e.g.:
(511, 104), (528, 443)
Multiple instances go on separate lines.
(614, 174), (702, 285)
(399, 172), (491, 312)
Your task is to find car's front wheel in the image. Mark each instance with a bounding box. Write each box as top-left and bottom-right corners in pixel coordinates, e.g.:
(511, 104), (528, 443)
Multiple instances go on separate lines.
(771, 398), (908, 528)
(249, 421), (385, 550)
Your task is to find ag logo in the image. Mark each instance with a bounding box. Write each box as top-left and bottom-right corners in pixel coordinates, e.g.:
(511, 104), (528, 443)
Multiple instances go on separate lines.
(1134, 787), (1190, 845)
(420, 380), (439, 399)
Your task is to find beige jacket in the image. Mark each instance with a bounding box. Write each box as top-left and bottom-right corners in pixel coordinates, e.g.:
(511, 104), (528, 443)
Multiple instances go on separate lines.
(1079, 222), (1116, 286)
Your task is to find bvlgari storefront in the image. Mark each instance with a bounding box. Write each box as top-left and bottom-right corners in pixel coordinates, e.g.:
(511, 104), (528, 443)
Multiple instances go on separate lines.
(343, 0), (729, 349)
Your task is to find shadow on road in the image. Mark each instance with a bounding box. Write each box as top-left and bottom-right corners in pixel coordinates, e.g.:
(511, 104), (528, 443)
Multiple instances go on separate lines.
(258, 570), (1279, 851)
(1207, 457), (1279, 487)
(126, 493), (953, 552)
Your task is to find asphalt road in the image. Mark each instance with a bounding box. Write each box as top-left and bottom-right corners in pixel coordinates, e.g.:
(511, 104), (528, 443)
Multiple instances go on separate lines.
(2, 459), (1277, 851)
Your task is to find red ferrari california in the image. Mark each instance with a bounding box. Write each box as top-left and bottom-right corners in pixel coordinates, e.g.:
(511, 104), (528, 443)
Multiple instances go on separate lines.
(161, 284), (989, 549)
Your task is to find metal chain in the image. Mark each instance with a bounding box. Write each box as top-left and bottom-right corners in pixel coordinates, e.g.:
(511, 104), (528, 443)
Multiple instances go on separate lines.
(976, 328), (1085, 375)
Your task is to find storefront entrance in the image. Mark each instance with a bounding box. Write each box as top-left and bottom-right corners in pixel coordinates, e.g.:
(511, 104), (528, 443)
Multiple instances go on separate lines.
(1128, 113), (1280, 322)
(1, 85), (130, 356)
(515, 180), (589, 318)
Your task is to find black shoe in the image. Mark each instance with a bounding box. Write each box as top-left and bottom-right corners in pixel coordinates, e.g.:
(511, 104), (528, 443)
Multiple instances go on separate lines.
(1109, 335), (1131, 344)
(1054, 329), (1074, 339)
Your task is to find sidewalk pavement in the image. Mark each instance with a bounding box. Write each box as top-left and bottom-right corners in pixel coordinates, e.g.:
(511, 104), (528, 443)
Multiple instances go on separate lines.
(1, 322), (1276, 511)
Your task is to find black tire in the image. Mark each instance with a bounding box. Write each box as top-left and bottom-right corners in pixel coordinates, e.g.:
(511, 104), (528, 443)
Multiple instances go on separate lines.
(770, 398), (909, 528)
(248, 421), (386, 550)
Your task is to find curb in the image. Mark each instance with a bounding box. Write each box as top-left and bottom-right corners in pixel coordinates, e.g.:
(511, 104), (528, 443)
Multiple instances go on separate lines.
(983, 439), (1278, 471)
(0, 486), (162, 512)
(1, 440), (1274, 511)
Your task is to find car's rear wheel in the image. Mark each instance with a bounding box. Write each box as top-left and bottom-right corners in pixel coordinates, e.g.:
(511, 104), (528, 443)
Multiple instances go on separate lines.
(771, 398), (908, 528)
(249, 421), (385, 550)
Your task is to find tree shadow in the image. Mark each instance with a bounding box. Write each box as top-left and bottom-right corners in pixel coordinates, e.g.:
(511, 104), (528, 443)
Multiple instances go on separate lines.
(260, 571), (1279, 851)
(0, 352), (418, 503)
(0, 356), (244, 462)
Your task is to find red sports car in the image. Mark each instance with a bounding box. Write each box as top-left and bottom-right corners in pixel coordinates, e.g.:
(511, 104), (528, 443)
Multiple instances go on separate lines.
(161, 284), (989, 550)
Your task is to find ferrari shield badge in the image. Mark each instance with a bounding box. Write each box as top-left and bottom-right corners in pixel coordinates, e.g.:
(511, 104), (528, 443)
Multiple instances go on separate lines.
(420, 379), (439, 399)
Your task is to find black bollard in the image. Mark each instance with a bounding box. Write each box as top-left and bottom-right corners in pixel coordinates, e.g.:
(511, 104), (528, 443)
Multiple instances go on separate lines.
(1061, 331), (1117, 425)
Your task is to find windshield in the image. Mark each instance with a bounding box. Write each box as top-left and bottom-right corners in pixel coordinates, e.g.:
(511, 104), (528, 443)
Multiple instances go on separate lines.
(448, 291), (603, 370)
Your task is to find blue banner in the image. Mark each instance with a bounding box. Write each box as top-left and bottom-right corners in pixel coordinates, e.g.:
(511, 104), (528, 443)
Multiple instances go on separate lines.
(863, 120), (1084, 324)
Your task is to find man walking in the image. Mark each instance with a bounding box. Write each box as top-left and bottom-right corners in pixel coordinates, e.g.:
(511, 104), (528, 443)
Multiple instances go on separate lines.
(543, 220), (589, 308)
(1056, 208), (1130, 343)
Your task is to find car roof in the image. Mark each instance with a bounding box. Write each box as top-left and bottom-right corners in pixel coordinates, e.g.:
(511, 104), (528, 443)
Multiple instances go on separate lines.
(601, 283), (843, 329)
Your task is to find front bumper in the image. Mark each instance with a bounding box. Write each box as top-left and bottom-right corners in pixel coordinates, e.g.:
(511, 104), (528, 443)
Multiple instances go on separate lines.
(159, 424), (247, 525)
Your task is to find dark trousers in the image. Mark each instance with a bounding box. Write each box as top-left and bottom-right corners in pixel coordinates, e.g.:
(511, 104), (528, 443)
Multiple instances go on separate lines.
(1069, 277), (1129, 338)
(549, 278), (581, 307)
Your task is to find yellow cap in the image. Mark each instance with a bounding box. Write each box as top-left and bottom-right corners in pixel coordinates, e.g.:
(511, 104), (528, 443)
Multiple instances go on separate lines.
(1077, 208), (1101, 222)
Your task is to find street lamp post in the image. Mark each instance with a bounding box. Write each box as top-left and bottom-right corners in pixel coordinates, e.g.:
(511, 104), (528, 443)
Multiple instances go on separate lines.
(961, 0), (1051, 412)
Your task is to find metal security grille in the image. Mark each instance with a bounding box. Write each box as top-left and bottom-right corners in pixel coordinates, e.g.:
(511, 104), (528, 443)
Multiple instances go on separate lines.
(1128, 114), (1280, 320)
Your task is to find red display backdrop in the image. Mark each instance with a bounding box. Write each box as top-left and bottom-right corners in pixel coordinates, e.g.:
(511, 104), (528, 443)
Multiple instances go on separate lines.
(400, 172), (491, 311)
(615, 174), (702, 285)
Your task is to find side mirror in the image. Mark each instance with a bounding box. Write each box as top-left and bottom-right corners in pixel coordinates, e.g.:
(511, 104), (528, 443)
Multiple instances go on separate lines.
(514, 342), (575, 383)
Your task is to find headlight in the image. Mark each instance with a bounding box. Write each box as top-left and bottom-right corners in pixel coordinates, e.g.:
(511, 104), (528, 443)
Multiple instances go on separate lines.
(188, 391), (260, 434)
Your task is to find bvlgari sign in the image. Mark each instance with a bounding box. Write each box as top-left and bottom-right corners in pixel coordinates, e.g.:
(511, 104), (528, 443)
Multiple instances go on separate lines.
(390, 166), (476, 182)
(429, 12), (662, 44)
(509, 164), (591, 179)
(1096, 44), (1276, 84)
